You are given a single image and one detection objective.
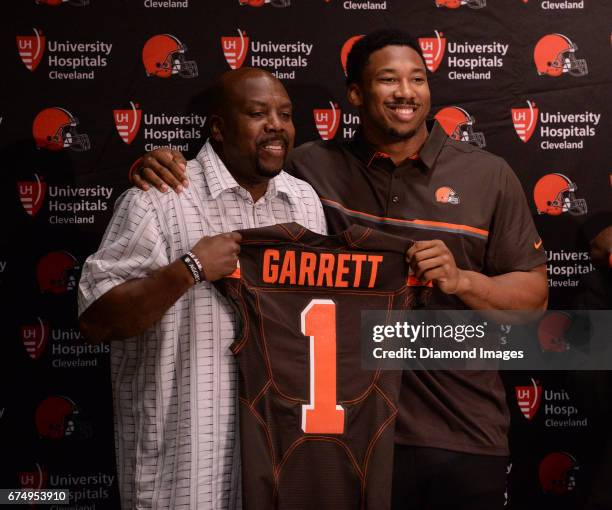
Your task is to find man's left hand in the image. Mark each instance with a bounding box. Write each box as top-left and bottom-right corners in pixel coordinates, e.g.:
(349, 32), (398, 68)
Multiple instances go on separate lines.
(407, 240), (463, 294)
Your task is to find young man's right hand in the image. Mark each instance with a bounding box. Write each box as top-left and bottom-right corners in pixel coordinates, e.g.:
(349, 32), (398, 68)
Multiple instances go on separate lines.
(132, 148), (189, 193)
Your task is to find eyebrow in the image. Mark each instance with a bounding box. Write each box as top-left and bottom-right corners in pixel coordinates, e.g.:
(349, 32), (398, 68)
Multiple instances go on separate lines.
(244, 100), (293, 109)
(376, 66), (426, 74)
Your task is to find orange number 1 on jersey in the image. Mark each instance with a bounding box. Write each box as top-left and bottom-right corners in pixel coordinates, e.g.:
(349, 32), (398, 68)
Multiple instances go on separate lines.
(301, 299), (345, 434)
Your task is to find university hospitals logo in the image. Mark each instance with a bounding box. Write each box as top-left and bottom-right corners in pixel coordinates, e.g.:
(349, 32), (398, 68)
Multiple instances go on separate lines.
(17, 174), (47, 217)
(16, 28), (46, 71)
(314, 102), (341, 140)
(435, 106), (486, 148)
(512, 100), (539, 142)
(515, 378), (542, 420)
(142, 34), (197, 78)
(32, 107), (90, 151)
(222, 29), (250, 70)
(114, 102), (142, 144)
(418, 31), (446, 73)
(222, 29), (312, 79)
(21, 318), (50, 360)
(19, 463), (48, 490)
(340, 35), (364, 76)
(18, 29), (111, 79)
(534, 34), (588, 77)
(512, 100), (600, 150)
(435, 0), (486, 8)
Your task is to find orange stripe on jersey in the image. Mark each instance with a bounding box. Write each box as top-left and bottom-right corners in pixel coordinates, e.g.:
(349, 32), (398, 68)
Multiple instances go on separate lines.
(407, 275), (433, 287)
(226, 267), (241, 279)
(320, 198), (489, 240)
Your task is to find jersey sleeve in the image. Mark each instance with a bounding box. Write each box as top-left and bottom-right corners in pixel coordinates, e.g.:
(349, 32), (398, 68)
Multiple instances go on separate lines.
(77, 189), (169, 316)
(485, 160), (547, 275)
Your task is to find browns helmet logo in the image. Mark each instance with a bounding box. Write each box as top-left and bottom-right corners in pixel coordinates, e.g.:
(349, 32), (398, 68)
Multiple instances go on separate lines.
(35, 396), (92, 440)
(17, 174), (47, 217)
(539, 452), (579, 495)
(20, 318), (49, 360)
(32, 107), (90, 151)
(533, 173), (587, 216)
(515, 378), (542, 420)
(35, 0), (89, 5)
(18, 463), (48, 490)
(435, 186), (460, 205)
(222, 29), (249, 70)
(239, 0), (291, 6)
(313, 102), (341, 140)
(142, 34), (198, 78)
(511, 100), (538, 143)
(113, 101), (142, 144)
(435, 106), (486, 148)
(537, 311), (573, 352)
(16, 28), (46, 72)
(340, 35), (364, 76)
(418, 31), (446, 73)
(534, 34), (588, 77)
(435, 0), (486, 8)
(37, 251), (80, 294)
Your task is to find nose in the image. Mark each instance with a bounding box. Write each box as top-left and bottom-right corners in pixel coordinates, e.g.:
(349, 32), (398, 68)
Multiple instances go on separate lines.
(265, 111), (283, 132)
(394, 79), (415, 100)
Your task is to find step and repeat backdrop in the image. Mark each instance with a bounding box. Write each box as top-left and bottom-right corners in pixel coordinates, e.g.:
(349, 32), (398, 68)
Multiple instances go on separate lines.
(3, 0), (612, 508)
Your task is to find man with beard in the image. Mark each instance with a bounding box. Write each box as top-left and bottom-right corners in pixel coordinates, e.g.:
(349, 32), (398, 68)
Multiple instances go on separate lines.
(78, 68), (326, 510)
(132, 29), (548, 509)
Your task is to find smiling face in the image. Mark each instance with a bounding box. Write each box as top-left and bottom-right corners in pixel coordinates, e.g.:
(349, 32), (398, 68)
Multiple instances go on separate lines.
(212, 70), (295, 187)
(348, 45), (430, 146)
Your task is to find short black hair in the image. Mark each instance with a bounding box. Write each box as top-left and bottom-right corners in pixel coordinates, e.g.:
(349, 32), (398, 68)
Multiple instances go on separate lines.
(345, 28), (425, 85)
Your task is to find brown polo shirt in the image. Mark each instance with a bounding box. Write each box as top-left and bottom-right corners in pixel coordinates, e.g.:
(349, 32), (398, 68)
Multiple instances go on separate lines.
(285, 121), (546, 456)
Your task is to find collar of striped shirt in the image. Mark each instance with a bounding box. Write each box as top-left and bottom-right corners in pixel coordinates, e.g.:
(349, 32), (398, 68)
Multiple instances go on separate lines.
(197, 140), (297, 201)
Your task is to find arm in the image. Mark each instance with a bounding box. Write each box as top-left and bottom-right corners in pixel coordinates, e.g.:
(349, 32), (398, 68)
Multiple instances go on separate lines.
(79, 232), (241, 344)
(407, 239), (548, 311)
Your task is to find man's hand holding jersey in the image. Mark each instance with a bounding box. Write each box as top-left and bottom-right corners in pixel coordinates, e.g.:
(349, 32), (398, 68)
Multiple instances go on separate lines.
(79, 231), (241, 344)
(407, 239), (547, 312)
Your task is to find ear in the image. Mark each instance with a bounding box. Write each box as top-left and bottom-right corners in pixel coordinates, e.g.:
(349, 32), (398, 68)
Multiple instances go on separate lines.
(210, 115), (224, 143)
(347, 83), (363, 108)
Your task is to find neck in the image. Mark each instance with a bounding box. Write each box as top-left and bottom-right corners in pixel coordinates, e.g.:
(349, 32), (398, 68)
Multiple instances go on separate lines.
(212, 140), (270, 203)
(239, 180), (268, 203)
(362, 124), (429, 165)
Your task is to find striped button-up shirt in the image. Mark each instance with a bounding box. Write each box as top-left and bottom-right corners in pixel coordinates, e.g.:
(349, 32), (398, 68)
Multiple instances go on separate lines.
(78, 141), (327, 510)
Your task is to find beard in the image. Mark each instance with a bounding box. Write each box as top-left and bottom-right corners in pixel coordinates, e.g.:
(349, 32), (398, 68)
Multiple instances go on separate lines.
(255, 159), (284, 178)
(386, 125), (418, 140)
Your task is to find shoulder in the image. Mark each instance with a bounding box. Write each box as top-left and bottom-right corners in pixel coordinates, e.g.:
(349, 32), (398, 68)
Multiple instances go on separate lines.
(441, 138), (506, 168)
(288, 139), (347, 165)
(437, 138), (516, 184)
(277, 171), (321, 201)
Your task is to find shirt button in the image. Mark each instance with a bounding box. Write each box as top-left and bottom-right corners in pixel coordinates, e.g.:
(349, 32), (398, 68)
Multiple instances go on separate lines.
(392, 195), (400, 203)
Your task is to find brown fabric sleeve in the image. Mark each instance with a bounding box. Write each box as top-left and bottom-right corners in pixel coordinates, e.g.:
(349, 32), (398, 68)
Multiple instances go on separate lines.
(485, 160), (547, 275)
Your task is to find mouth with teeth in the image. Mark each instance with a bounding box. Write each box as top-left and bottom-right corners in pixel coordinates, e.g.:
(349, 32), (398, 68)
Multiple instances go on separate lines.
(258, 138), (288, 156)
(386, 103), (419, 122)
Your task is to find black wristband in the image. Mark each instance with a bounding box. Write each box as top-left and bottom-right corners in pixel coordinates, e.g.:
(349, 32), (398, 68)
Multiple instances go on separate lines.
(181, 253), (203, 284)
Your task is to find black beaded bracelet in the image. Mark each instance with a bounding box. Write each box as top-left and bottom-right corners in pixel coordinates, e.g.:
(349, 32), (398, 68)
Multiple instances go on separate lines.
(181, 252), (204, 284)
